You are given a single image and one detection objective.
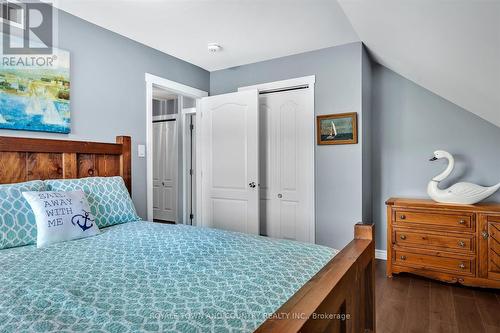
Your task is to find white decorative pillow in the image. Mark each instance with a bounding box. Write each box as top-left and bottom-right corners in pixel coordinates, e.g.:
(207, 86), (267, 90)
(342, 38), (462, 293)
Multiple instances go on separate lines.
(22, 190), (100, 248)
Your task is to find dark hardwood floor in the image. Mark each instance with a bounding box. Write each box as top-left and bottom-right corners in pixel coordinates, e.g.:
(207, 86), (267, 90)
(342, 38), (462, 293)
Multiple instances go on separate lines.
(375, 259), (500, 333)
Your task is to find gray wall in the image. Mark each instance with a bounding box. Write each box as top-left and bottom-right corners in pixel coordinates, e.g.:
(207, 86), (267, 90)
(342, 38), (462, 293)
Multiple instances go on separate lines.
(0, 10), (210, 218)
(372, 64), (500, 250)
(211, 42), (365, 250)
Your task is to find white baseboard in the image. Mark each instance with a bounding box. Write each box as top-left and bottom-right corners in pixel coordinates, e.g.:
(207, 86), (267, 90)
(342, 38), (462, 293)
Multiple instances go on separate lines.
(375, 249), (387, 260)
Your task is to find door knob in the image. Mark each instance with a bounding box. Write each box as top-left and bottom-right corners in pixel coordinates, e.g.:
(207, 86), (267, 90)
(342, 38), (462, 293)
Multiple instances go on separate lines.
(458, 219), (466, 225)
(277, 193), (282, 199)
(399, 215), (406, 220)
(162, 182), (165, 186)
(459, 263), (466, 269)
(400, 234), (407, 240)
(458, 241), (465, 247)
(248, 182), (256, 188)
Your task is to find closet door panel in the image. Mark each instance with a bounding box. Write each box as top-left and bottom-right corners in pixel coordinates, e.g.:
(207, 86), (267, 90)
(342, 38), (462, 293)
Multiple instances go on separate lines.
(162, 120), (177, 218)
(152, 123), (163, 216)
(211, 106), (247, 189)
(280, 200), (298, 240)
(152, 120), (177, 222)
(259, 88), (313, 243)
(280, 101), (298, 193)
(200, 90), (259, 235)
(259, 104), (272, 236)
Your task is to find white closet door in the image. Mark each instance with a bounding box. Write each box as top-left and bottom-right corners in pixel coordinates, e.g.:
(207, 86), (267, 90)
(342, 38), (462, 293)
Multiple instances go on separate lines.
(152, 122), (163, 217)
(200, 90), (259, 234)
(260, 88), (314, 243)
(153, 120), (177, 222)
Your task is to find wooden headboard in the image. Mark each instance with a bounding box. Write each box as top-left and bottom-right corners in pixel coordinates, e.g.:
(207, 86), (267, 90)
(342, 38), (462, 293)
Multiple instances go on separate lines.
(0, 136), (132, 193)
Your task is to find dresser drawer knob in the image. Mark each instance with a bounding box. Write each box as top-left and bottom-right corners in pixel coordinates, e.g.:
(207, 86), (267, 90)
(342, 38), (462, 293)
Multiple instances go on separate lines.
(458, 241), (465, 247)
(458, 219), (466, 225)
(400, 255), (406, 260)
(400, 234), (407, 240)
(459, 263), (466, 269)
(399, 215), (406, 220)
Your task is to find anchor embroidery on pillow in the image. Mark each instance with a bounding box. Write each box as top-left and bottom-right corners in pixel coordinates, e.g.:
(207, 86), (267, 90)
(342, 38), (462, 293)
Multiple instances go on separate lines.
(71, 210), (95, 232)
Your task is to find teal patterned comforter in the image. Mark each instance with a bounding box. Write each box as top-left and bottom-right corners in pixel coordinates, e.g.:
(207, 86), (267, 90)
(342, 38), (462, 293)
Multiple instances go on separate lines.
(0, 221), (336, 333)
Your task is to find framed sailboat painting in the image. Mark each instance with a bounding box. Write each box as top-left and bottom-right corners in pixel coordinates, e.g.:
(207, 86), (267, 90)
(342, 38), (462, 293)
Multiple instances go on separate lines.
(317, 112), (357, 145)
(0, 48), (70, 133)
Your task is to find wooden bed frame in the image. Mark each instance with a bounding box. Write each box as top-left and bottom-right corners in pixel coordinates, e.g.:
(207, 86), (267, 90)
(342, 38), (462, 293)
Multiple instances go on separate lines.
(0, 135), (375, 333)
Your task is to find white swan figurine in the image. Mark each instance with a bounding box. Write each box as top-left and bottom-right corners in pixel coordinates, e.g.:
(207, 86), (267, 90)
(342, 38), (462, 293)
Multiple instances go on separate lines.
(427, 150), (500, 205)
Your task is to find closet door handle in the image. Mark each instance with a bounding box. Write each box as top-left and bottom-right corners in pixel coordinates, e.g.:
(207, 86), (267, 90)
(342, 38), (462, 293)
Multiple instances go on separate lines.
(248, 182), (256, 188)
(277, 193), (282, 199)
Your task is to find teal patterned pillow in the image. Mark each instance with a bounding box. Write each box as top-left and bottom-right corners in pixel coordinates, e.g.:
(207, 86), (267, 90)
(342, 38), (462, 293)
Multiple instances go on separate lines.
(45, 177), (139, 228)
(0, 180), (46, 249)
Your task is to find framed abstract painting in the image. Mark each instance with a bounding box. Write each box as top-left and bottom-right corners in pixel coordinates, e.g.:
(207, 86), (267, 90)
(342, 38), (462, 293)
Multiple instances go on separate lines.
(317, 112), (357, 145)
(0, 48), (70, 133)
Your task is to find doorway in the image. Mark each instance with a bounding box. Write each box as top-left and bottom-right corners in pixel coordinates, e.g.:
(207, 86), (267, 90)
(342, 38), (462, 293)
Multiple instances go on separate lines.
(145, 73), (208, 224)
(152, 87), (178, 223)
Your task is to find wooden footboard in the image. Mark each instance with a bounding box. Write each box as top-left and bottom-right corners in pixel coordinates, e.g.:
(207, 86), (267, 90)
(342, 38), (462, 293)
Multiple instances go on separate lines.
(256, 222), (375, 333)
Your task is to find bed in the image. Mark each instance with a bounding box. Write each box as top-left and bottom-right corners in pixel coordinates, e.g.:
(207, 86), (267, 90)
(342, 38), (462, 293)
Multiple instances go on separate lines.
(0, 135), (375, 333)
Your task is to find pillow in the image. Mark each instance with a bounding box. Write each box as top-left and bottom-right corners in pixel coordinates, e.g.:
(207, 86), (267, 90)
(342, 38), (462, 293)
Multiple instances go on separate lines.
(22, 190), (100, 248)
(45, 176), (139, 228)
(0, 180), (46, 249)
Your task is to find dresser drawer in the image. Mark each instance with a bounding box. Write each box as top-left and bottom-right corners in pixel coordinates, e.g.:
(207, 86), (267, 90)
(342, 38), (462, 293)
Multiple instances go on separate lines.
(394, 249), (475, 276)
(394, 229), (474, 253)
(394, 209), (474, 232)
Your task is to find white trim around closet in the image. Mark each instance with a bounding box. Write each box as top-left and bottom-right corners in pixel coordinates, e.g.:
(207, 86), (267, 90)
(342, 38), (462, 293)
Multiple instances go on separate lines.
(238, 75), (316, 92)
(238, 75), (316, 243)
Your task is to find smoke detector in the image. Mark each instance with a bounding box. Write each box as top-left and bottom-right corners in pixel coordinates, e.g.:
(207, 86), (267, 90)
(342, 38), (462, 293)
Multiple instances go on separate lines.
(208, 43), (222, 53)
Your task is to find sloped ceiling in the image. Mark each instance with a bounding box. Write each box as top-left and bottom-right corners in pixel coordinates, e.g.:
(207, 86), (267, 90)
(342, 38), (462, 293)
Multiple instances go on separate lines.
(338, 0), (500, 127)
(55, 0), (359, 71)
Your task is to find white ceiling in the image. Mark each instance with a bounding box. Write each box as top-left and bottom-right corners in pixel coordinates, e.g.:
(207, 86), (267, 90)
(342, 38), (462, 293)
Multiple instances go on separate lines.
(56, 0), (500, 127)
(55, 0), (359, 71)
(338, 0), (500, 128)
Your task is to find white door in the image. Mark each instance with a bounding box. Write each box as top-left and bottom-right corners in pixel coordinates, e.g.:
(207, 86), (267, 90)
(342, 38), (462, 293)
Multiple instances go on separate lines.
(259, 88), (314, 243)
(199, 90), (259, 234)
(153, 120), (177, 222)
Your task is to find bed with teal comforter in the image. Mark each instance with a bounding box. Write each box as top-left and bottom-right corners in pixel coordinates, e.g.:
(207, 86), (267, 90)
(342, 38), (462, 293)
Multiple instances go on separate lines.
(0, 221), (336, 333)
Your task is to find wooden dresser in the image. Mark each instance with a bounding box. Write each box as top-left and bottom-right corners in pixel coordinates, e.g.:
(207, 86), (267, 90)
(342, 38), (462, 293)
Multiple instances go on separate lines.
(386, 198), (500, 288)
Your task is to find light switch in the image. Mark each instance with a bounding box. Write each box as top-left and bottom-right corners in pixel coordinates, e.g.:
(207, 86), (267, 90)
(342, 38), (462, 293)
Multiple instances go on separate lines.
(138, 144), (146, 158)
